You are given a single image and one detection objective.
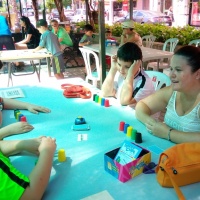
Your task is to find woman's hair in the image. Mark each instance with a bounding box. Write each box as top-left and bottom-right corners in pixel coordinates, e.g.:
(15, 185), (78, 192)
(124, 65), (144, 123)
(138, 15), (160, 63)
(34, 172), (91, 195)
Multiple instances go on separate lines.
(175, 45), (200, 73)
(117, 42), (143, 63)
(20, 16), (35, 30)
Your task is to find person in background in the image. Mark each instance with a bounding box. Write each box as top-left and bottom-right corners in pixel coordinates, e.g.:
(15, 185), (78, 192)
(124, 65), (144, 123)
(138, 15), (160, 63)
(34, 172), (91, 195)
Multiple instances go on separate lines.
(105, 29), (116, 41)
(0, 136), (56, 199)
(34, 19), (65, 80)
(14, 16), (41, 70)
(101, 42), (155, 107)
(135, 45), (200, 143)
(120, 20), (142, 47)
(0, 15), (16, 70)
(105, 29), (117, 68)
(79, 24), (94, 46)
(0, 97), (50, 139)
(15, 16), (41, 50)
(50, 19), (73, 51)
(167, 6), (174, 22)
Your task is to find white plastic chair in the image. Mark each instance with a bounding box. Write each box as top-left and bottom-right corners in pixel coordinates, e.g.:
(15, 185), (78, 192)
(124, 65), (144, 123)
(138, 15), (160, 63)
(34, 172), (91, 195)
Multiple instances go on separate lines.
(188, 39), (200, 47)
(145, 70), (171, 90)
(147, 38), (179, 71)
(79, 47), (100, 87)
(142, 35), (156, 48)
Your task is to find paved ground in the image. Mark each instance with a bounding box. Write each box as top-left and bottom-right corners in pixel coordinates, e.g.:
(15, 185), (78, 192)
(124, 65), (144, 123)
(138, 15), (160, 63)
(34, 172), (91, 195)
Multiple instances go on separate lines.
(0, 60), (86, 88)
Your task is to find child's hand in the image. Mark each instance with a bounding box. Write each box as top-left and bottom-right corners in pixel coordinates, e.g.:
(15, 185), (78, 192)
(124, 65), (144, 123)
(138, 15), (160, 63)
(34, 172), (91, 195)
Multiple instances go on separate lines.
(112, 55), (117, 63)
(110, 55), (118, 72)
(122, 29), (126, 36)
(27, 104), (51, 114)
(20, 136), (44, 155)
(128, 60), (141, 76)
(5, 122), (34, 135)
(39, 137), (56, 155)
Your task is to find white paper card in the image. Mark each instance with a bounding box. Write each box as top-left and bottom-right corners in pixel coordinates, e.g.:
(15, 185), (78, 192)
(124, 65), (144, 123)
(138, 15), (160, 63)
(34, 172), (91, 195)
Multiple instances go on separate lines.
(81, 190), (114, 200)
(0, 88), (25, 98)
(77, 134), (88, 141)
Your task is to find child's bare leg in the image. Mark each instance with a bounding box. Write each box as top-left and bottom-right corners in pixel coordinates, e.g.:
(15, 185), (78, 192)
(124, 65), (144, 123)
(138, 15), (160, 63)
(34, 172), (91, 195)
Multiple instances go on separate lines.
(54, 73), (64, 79)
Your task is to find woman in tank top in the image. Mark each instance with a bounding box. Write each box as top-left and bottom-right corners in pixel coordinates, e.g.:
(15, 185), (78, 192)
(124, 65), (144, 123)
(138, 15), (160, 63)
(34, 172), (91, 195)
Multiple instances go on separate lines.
(135, 45), (200, 143)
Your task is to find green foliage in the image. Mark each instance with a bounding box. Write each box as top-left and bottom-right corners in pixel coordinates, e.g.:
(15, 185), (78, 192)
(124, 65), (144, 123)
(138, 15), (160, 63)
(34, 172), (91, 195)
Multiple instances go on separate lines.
(0, 0), (7, 12)
(110, 24), (123, 37)
(111, 23), (200, 45)
(76, 21), (87, 29)
(46, 0), (72, 11)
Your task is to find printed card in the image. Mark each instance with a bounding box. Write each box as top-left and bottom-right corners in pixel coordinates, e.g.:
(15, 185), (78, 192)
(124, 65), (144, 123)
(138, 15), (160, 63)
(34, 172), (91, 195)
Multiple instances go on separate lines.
(114, 141), (142, 165)
(0, 88), (25, 98)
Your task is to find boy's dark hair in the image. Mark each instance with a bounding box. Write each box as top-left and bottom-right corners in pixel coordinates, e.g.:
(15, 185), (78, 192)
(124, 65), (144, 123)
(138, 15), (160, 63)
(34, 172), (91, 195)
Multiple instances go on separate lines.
(36, 19), (48, 28)
(117, 42), (143, 63)
(106, 30), (111, 34)
(84, 24), (94, 32)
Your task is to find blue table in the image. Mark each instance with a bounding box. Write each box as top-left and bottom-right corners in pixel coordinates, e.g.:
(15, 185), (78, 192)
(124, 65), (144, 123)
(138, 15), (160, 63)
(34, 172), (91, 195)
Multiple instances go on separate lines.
(1, 80), (199, 200)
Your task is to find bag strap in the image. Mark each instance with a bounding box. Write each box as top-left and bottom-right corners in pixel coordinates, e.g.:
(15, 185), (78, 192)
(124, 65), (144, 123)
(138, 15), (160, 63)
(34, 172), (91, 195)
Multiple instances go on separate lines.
(159, 153), (186, 200)
(164, 168), (186, 200)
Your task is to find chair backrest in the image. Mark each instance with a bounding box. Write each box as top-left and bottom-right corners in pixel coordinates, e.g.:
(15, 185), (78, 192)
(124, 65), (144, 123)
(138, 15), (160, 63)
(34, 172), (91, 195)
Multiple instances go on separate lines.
(142, 35), (156, 48)
(162, 38), (179, 52)
(188, 39), (200, 47)
(145, 70), (171, 90)
(79, 47), (100, 79)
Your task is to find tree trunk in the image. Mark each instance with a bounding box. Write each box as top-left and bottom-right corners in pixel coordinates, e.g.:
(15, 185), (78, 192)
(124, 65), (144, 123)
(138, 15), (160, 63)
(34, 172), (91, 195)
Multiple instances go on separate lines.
(54, 0), (67, 22)
(32, 0), (39, 21)
(92, 11), (98, 24)
(9, 0), (19, 26)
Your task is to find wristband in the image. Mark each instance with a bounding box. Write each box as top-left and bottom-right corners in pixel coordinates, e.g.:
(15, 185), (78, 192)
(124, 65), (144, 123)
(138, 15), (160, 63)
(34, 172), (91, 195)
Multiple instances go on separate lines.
(168, 128), (173, 141)
(0, 97), (4, 111)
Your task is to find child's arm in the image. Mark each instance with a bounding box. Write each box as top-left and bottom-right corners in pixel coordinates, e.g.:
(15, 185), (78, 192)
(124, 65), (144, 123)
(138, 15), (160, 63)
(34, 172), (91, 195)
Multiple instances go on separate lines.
(79, 41), (90, 46)
(79, 35), (90, 46)
(33, 46), (43, 52)
(0, 122), (34, 139)
(2, 98), (50, 114)
(0, 137), (56, 200)
(0, 137), (42, 156)
(120, 60), (141, 105)
(101, 55), (118, 97)
(20, 137), (56, 200)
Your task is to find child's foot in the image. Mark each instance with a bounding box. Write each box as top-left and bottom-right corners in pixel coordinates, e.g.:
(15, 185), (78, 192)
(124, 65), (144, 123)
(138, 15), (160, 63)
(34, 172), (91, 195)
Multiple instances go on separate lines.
(0, 60), (3, 69)
(55, 73), (64, 79)
(13, 63), (25, 72)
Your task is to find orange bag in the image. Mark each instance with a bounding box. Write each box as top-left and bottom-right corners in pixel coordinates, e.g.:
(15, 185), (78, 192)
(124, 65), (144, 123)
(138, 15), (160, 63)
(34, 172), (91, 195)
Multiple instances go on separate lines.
(155, 142), (200, 200)
(61, 84), (92, 99)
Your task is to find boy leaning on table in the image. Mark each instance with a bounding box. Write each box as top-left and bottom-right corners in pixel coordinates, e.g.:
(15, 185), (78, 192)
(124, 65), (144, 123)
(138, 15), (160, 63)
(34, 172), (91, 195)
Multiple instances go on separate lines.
(33, 19), (65, 80)
(79, 24), (94, 47)
(101, 42), (155, 107)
